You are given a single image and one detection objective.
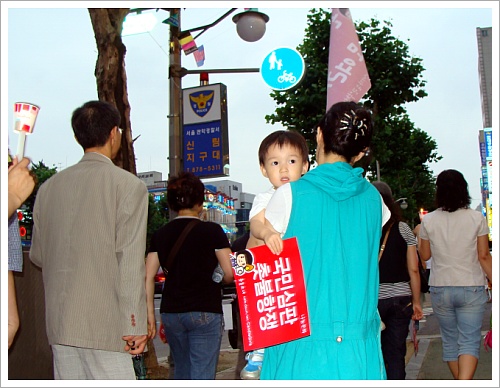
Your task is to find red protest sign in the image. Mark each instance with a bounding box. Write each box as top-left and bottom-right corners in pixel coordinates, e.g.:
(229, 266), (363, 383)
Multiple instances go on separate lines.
(231, 237), (310, 351)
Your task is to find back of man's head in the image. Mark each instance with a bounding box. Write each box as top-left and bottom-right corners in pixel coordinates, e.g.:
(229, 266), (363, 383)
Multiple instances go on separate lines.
(71, 100), (121, 150)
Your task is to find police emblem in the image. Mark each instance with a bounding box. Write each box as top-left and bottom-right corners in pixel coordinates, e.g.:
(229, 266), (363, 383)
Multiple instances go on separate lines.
(189, 91), (214, 117)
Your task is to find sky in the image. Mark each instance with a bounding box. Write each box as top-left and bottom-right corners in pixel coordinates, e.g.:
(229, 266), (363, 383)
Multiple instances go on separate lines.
(1, 3), (498, 384)
(2, 1), (498, 213)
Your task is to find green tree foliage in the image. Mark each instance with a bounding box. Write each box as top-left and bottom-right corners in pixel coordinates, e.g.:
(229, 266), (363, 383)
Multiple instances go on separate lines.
(19, 161), (58, 235)
(146, 193), (169, 253)
(265, 8), (441, 223)
(265, 9), (331, 158)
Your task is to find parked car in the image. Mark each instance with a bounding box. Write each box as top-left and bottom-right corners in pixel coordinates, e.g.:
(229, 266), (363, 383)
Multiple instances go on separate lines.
(154, 268), (165, 295)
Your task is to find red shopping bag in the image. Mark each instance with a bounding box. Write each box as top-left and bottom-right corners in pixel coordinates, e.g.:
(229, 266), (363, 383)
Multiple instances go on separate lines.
(484, 329), (492, 351)
(159, 322), (168, 344)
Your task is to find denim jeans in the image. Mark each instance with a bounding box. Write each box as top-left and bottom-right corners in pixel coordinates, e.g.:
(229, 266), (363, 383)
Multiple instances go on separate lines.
(378, 295), (413, 380)
(162, 311), (223, 379)
(430, 286), (487, 360)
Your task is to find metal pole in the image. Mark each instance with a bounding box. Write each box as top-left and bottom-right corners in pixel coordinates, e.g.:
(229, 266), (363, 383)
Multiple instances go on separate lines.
(169, 8), (182, 181)
(185, 68), (260, 75)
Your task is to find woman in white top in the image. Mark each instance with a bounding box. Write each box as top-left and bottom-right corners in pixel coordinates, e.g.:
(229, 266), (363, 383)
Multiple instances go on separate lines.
(418, 169), (491, 380)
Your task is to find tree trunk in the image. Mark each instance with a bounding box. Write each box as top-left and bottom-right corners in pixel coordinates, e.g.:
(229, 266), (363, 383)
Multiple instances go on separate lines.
(88, 8), (137, 174)
(88, 8), (159, 371)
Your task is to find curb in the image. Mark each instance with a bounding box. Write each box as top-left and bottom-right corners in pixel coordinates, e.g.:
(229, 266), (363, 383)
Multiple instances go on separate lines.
(406, 338), (430, 379)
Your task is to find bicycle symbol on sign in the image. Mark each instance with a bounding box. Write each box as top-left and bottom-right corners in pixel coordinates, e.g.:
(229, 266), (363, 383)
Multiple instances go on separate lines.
(277, 70), (297, 84)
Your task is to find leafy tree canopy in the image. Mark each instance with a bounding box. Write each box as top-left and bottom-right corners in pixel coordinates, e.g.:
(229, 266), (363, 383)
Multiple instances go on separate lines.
(19, 161), (58, 231)
(265, 8), (442, 223)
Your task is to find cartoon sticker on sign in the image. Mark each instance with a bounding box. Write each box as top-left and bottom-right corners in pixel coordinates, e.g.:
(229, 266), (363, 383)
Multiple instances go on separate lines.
(232, 250), (255, 276)
(231, 237), (310, 351)
(189, 91), (214, 117)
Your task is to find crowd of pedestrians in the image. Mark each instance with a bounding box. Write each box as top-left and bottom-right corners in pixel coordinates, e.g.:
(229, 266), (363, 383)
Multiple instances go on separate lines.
(7, 99), (491, 381)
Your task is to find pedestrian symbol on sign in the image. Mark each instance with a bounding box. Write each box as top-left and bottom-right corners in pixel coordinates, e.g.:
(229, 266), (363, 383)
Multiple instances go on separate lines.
(268, 51), (283, 70)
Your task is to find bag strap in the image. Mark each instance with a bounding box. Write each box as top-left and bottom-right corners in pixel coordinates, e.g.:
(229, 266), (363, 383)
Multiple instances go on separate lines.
(379, 223), (393, 261)
(164, 220), (200, 274)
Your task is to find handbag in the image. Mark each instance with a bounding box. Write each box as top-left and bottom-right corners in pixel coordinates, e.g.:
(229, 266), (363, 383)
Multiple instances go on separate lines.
(378, 224), (392, 332)
(417, 251), (430, 293)
(163, 219), (200, 275)
(132, 354), (147, 380)
(484, 314), (492, 351)
(379, 223), (392, 261)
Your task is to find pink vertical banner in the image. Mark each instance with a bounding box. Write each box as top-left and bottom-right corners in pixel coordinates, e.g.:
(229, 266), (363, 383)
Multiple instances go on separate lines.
(326, 8), (371, 111)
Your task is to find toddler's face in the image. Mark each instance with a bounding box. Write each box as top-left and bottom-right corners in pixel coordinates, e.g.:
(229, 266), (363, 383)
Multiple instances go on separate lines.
(261, 144), (308, 188)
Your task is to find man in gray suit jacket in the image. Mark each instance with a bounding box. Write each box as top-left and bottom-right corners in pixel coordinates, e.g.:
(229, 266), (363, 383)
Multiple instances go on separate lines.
(30, 100), (149, 379)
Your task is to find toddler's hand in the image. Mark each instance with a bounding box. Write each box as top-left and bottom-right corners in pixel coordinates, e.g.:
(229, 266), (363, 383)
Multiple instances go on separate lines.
(264, 232), (283, 255)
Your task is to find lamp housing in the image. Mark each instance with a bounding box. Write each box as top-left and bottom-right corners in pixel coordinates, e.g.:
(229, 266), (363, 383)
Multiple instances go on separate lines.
(232, 9), (269, 42)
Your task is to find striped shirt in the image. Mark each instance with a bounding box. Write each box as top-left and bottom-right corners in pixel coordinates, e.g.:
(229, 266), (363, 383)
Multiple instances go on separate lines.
(379, 222), (416, 300)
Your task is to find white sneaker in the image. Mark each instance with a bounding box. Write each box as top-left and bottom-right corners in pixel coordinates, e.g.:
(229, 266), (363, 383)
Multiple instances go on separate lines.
(240, 349), (265, 380)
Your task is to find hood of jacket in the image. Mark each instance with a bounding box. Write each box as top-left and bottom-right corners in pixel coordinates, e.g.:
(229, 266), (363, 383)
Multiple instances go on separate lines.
(299, 161), (370, 201)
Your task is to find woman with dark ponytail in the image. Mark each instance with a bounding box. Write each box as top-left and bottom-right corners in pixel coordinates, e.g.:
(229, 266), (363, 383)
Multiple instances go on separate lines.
(260, 101), (390, 380)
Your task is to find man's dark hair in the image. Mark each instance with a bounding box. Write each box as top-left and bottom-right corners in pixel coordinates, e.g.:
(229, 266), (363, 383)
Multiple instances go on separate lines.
(167, 172), (205, 212)
(71, 100), (121, 150)
(258, 130), (309, 167)
(435, 169), (471, 212)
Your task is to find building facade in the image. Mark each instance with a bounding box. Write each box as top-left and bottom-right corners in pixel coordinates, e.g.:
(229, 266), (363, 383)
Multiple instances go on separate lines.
(476, 27), (493, 240)
(203, 179), (255, 238)
(138, 172), (255, 241)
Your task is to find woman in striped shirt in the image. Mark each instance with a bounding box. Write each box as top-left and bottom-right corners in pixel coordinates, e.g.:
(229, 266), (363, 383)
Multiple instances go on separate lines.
(373, 181), (424, 380)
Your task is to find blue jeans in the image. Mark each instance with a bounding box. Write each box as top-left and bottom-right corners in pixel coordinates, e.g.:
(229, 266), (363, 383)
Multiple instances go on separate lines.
(430, 286), (487, 361)
(378, 295), (413, 380)
(161, 312), (223, 379)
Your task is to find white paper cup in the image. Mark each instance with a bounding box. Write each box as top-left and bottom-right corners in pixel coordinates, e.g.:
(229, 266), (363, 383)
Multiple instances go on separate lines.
(13, 102), (40, 134)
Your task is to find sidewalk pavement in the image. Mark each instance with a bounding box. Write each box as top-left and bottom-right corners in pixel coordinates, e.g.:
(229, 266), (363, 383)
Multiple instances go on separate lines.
(215, 294), (493, 380)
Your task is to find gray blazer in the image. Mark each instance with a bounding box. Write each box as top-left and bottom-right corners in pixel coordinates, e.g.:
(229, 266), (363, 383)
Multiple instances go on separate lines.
(30, 152), (148, 352)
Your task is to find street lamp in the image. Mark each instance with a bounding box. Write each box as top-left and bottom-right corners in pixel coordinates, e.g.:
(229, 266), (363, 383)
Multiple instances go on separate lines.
(166, 8), (269, 180)
(395, 198), (408, 210)
(232, 8), (269, 42)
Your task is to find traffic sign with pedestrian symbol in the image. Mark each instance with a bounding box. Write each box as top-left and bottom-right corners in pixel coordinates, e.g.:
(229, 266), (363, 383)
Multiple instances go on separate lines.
(260, 47), (305, 91)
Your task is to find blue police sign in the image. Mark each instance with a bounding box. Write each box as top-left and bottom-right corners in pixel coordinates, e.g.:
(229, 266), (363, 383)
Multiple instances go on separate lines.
(260, 47), (305, 91)
(182, 84), (229, 178)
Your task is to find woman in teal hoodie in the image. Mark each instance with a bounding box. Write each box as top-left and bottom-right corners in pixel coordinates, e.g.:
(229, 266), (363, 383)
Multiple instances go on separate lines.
(261, 101), (389, 379)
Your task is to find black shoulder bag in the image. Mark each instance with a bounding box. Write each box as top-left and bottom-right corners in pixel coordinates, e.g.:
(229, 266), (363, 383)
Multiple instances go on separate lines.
(417, 251), (430, 293)
(163, 220), (199, 275)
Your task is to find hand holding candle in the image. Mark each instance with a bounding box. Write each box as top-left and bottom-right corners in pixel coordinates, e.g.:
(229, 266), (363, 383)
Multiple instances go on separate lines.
(13, 102), (40, 159)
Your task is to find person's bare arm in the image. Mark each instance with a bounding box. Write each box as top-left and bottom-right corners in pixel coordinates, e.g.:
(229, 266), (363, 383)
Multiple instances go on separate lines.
(406, 246), (423, 321)
(216, 247), (234, 284)
(250, 209), (282, 254)
(145, 252), (160, 340)
(477, 234), (492, 281)
(415, 224), (432, 261)
(8, 157), (35, 217)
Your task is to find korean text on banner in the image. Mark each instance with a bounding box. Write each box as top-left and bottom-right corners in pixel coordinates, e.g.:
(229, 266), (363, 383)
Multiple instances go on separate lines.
(231, 237), (310, 351)
(326, 8), (371, 110)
